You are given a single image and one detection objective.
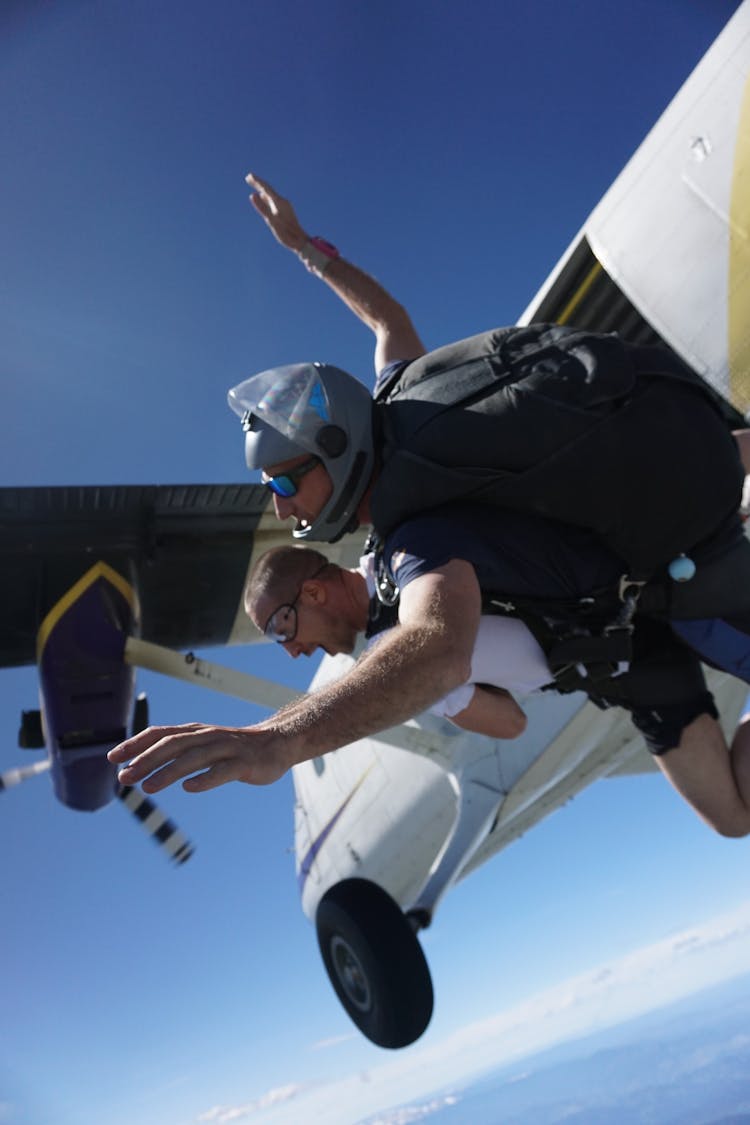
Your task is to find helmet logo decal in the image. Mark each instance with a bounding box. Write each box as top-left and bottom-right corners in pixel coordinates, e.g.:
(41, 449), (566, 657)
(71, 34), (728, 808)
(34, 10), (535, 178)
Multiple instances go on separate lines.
(255, 371), (331, 435)
(308, 382), (330, 422)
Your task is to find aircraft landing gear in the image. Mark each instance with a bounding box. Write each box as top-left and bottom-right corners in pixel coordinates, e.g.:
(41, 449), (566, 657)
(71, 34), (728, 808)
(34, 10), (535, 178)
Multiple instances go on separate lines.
(315, 878), (433, 1049)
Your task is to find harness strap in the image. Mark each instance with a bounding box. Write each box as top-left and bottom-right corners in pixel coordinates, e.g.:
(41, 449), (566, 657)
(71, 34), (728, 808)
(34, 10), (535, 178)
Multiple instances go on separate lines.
(483, 585), (641, 704)
(545, 630), (633, 668)
(367, 531), (669, 704)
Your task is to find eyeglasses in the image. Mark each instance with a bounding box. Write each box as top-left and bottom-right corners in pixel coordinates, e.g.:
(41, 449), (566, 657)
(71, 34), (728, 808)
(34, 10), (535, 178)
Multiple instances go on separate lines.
(261, 456), (321, 499)
(263, 564), (329, 643)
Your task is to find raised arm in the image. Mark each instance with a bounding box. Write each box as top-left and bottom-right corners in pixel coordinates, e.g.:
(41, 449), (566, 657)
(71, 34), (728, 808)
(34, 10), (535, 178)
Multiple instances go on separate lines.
(107, 559), (481, 793)
(246, 172), (426, 373)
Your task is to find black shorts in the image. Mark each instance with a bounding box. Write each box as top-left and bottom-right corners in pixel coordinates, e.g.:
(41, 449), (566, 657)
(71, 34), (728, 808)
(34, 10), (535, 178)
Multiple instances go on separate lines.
(595, 617), (718, 755)
(628, 692), (719, 756)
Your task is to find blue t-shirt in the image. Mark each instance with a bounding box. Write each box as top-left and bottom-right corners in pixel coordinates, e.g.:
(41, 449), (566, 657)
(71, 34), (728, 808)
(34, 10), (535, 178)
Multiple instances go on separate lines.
(383, 503), (625, 605)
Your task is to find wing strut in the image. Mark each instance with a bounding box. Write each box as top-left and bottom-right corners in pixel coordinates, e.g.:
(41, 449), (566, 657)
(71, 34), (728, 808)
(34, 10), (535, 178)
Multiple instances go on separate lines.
(0, 758), (51, 790)
(124, 637), (460, 766)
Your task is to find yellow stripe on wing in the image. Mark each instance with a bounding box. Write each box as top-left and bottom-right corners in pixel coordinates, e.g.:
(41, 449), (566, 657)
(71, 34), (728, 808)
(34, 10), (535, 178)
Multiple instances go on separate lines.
(36, 561), (138, 662)
(555, 259), (603, 326)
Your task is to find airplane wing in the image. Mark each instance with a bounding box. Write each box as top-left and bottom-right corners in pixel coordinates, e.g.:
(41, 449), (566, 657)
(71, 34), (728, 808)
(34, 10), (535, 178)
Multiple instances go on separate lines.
(0, 483), (365, 668)
(519, 0), (750, 420)
(459, 665), (748, 882)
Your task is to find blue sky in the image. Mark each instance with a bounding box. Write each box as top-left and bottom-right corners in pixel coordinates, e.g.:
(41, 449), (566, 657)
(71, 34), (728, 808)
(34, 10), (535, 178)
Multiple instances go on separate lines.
(1, 3), (748, 1124)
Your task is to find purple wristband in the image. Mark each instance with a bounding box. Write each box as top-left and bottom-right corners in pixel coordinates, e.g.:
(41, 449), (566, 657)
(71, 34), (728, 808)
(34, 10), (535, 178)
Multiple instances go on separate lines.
(309, 236), (340, 260)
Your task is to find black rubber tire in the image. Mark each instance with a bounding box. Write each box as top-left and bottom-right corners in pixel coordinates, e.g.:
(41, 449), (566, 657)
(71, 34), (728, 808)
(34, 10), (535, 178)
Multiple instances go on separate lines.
(315, 878), (433, 1048)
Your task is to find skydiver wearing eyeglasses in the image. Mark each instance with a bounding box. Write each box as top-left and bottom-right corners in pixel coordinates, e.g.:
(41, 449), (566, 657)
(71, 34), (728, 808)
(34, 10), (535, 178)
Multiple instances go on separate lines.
(244, 545), (531, 740)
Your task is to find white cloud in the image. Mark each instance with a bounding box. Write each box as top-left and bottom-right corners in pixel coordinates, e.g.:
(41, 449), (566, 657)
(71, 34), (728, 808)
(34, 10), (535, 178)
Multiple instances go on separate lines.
(309, 1033), (359, 1051)
(198, 900), (750, 1125)
(360, 1094), (460, 1125)
(196, 1084), (305, 1123)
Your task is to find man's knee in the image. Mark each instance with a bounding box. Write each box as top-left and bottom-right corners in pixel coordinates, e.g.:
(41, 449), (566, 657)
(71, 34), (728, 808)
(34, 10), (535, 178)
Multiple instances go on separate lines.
(653, 711), (750, 838)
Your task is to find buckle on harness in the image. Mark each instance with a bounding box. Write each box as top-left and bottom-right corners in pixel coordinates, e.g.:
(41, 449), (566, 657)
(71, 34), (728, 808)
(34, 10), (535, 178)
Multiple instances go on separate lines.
(551, 575), (644, 698)
(605, 576), (646, 638)
(368, 534), (400, 608)
(617, 575), (647, 604)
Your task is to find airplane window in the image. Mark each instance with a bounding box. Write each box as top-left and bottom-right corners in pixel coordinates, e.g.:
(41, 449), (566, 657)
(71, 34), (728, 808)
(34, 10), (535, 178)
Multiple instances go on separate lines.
(313, 757), (326, 777)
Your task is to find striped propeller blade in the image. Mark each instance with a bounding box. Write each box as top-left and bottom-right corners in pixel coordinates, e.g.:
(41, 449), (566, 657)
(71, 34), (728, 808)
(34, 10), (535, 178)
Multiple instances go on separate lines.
(117, 784), (195, 865)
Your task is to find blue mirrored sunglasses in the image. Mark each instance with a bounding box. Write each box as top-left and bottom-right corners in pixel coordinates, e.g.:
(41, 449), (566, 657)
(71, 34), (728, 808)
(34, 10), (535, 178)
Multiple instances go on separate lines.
(261, 455), (321, 499)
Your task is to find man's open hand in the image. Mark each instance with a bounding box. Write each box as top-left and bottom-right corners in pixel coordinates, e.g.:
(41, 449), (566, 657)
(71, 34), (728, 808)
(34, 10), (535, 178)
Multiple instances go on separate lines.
(108, 722), (292, 793)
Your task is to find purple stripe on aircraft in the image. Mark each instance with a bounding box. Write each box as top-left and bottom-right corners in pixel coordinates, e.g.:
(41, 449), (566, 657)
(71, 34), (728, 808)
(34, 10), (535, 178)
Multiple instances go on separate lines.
(297, 793), (356, 894)
(297, 765), (374, 894)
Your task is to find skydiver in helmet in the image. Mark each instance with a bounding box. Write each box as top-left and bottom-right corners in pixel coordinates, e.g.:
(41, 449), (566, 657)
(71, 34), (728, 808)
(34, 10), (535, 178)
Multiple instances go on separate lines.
(227, 361), (377, 544)
(109, 174), (750, 844)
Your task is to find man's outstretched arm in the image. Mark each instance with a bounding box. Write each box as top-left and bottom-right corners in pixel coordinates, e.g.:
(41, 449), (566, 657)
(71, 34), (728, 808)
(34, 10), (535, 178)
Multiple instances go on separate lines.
(246, 172), (426, 373)
(107, 559), (481, 794)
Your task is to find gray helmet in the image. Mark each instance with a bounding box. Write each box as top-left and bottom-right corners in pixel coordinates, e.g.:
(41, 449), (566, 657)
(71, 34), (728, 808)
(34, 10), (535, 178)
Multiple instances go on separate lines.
(227, 362), (375, 543)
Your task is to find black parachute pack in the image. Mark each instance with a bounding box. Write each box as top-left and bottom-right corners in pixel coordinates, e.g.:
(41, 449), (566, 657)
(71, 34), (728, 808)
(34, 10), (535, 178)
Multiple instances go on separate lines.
(370, 324), (744, 582)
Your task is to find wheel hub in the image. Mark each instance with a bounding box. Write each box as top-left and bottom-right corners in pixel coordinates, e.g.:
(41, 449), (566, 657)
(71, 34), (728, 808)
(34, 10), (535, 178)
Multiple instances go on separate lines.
(330, 935), (372, 1013)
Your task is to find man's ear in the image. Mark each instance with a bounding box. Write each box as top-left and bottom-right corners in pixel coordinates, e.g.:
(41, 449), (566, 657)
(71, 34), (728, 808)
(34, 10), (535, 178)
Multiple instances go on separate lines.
(302, 577), (327, 606)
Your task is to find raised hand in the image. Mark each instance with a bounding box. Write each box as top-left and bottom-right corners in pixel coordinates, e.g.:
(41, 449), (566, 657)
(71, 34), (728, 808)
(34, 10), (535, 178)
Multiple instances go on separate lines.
(245, 172), (307, 252)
